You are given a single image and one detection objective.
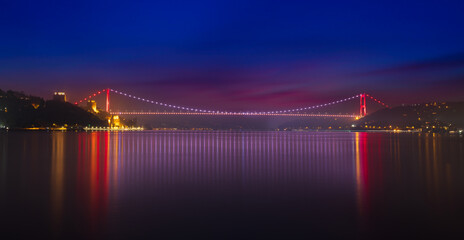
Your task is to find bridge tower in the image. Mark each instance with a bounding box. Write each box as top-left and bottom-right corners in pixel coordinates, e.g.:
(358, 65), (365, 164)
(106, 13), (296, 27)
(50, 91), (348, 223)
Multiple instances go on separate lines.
(360, 93), (367, 117)
(106, 88), (110, 112)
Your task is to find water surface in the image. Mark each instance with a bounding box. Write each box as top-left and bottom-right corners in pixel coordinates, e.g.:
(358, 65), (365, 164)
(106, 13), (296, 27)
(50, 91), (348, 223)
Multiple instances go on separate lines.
(1, 131), (463, 239)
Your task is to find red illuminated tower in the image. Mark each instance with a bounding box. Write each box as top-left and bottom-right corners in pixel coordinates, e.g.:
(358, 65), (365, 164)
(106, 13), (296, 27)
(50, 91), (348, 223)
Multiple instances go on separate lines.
(106, 88), (110, 112)
(360, 93), (367, 117)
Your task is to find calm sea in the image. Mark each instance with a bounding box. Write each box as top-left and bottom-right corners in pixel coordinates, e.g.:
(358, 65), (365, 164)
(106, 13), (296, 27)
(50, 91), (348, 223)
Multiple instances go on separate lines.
(1, 131), (463, 239)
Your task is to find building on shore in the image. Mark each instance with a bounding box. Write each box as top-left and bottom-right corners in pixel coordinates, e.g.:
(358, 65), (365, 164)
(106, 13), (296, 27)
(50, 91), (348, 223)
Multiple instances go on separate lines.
(86, 100), (99, 113)
(53, 92), (66, 102)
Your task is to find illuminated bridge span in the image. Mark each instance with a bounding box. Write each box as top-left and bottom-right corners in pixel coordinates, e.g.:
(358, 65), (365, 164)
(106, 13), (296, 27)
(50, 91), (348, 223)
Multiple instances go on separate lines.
(74, 88), (389, 118)
(110, 112), (359, 118)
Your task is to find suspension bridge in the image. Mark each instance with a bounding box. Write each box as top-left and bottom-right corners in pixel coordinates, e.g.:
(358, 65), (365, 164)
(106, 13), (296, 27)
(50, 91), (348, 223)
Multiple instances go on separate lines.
(73, 89), (389, 118)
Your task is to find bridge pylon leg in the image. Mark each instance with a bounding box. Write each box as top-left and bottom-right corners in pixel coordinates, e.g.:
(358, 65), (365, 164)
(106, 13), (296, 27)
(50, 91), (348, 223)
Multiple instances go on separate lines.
(360, 93), (367, 117)
(106, 88), (110, 112)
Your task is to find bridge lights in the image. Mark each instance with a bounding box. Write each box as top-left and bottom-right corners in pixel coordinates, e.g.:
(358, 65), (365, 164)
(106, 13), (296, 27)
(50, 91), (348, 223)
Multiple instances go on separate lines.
(91, 89), (387, 118)
(360, 93), (367, 117)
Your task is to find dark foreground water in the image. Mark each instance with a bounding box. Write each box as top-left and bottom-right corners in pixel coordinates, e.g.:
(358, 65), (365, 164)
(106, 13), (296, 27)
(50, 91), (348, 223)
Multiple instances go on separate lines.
(0, 131), (463, 239)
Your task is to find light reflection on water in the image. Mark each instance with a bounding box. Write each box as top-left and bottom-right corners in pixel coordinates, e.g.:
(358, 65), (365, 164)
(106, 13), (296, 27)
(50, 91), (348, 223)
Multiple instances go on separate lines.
(0, 131), (463, 239)
(51, 132), (64, 237)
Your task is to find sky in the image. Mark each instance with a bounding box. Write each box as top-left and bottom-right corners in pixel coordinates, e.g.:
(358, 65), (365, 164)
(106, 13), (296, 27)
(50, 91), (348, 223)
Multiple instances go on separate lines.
(1, 0), (464, 111)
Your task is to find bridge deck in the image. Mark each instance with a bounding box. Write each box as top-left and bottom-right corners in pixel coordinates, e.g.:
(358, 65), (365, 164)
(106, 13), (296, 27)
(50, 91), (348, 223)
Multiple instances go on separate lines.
(110, 112), (359, 118)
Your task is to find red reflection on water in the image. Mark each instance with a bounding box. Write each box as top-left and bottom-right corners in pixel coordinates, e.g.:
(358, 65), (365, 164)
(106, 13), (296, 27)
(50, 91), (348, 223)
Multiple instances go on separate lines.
(355, 132), (370, 227)
(74, 132), (111, 236)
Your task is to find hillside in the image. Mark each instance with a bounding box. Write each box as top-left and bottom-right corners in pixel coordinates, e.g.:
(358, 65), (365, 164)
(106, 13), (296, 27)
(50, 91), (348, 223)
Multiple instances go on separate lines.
(355, 101), (464, 132)
(0, 89), (107, 129)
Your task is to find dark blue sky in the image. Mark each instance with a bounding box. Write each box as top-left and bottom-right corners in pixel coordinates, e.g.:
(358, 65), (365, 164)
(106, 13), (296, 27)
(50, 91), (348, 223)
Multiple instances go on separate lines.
(1, 0), (464, 109)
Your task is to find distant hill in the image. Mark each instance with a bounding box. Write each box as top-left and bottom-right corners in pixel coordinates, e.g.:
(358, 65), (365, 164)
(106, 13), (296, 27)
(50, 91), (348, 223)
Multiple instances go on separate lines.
(0, 89), (107, 129)
(355, 101), (464, 131)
